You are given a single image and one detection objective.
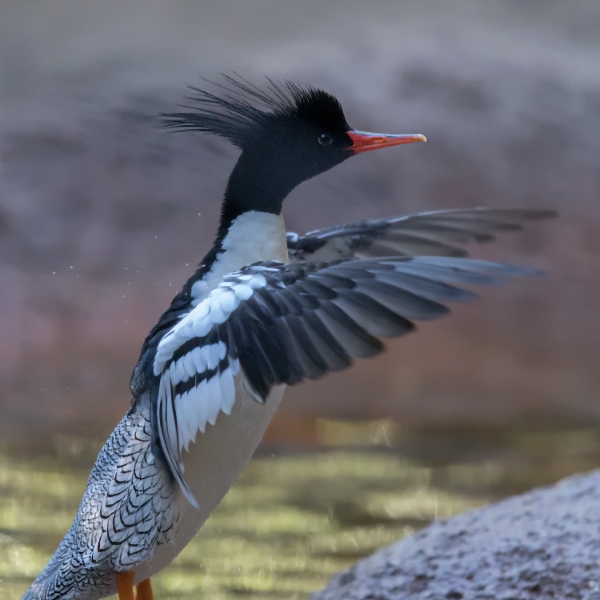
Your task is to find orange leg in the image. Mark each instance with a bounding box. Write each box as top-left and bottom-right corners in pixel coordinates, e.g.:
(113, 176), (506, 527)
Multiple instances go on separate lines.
(115, 572), (135, 600)
(136, 578), (155, 600)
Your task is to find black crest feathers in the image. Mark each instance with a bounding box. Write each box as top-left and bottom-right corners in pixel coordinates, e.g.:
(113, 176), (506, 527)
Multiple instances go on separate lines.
(161, 75), (348, 148)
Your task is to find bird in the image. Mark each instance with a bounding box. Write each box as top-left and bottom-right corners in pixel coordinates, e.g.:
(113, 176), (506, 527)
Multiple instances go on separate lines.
(22, 76), (555, 600)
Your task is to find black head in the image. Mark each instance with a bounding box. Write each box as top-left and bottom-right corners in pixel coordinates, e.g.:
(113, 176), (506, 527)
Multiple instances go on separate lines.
(163, 76), (425, 216)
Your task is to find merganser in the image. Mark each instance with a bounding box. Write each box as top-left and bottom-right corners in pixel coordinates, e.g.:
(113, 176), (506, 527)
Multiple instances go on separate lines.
(23, 76), (554, 600)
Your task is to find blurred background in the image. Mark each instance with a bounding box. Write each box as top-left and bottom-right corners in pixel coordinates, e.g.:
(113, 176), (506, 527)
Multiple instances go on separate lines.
(2, 1), (600, 598)
(2, 0), (599, 444)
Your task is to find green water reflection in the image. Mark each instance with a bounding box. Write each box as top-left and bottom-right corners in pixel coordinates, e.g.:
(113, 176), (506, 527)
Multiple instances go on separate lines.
(2, 420), (600, 599)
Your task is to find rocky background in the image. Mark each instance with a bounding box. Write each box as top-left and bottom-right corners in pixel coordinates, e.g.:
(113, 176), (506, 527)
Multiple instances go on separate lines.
(1, 0), (600, 445)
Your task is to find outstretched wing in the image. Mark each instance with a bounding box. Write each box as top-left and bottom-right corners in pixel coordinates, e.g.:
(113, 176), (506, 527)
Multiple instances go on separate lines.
(286, 208), (556, 262)
(152, 255), (538, 506)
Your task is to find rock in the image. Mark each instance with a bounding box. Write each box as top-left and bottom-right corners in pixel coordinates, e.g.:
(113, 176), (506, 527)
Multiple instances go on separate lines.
(313, 470), (600, 600)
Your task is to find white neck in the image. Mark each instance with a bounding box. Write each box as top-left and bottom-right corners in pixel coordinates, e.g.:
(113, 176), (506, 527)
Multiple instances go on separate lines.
(191, 211), (287, 304)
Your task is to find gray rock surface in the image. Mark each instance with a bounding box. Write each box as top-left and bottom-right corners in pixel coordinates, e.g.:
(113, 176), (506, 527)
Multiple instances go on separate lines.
(313, 470), (600, 600)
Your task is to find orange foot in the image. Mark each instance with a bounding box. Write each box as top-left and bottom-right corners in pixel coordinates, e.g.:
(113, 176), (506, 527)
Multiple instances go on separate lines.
(136, 578), (154, 600)
(115, 573), (154, 600)
(116, 572), (135, 600)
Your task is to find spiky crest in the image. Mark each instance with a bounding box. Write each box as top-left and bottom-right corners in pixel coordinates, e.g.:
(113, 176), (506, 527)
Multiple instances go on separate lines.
(162, 74), (347, 148)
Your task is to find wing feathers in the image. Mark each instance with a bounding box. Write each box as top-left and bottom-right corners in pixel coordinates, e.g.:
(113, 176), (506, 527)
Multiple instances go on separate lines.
(316, 301), (384, 358)
(287, 208), (556, 262)
(356, 279), (451, 320)
(300, 311), (352, 372)
(153, 253), (541, 508)
(333, 290), (415, 338)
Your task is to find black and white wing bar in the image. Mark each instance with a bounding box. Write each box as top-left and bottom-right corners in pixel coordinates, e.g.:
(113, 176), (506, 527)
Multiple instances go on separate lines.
(153, 255), (539, 507)
(286, 208), (557, 263)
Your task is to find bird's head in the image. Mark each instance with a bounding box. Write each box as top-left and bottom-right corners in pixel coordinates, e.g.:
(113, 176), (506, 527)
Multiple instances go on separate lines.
(163, 76), (425, 215)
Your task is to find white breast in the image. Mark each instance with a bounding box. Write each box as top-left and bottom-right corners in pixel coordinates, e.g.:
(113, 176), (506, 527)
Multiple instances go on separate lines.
(191, 211), (288, 303)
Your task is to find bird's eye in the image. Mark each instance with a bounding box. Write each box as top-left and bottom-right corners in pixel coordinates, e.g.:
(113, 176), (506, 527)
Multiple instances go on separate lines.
(318, 133), (333, 146)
